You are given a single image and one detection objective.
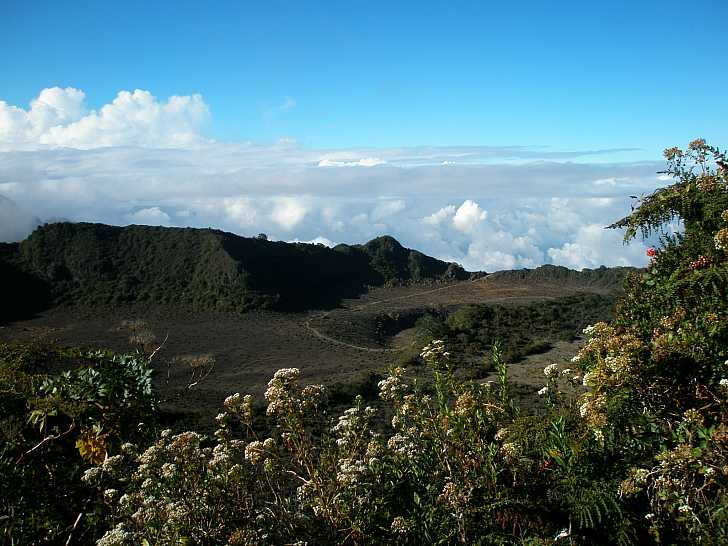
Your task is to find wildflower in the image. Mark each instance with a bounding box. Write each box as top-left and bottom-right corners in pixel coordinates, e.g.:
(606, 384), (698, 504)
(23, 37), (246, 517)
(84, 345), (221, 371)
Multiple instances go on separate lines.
(719, 378), (728, 387)
(387, 434), (416, 457)
(224, 393), (241, 411)
(103, 489), (119, 503)
(678, 504), (691, 513)
(378, 367), (408, 401)
(715, 228), (728, 251)
(438, 482), (460, 507)
(543, 363), (558, 377)
(555, 528), (570, 540)
(263, 458), (276, 473)
(561, 368), (572, 375)
(100, 455), (123, 473)
(570, 354), (580, 363)
(688, 138), (706, 150)
(97, 523), (134, 546)
(663, 146), (681, 160)
(583, 325), (595, 336)
(161, 463), (177, 478)
(645, 513), (655, 520)
(391, 516), (409, 534)
(337, 458), (367, 484)
(245, 441), (264, 464)
(453, 391), (475, 415)
(300, 384), (326, 410)
(646, 247), (657, 258)
(682, 408), (704, 426)
(538, 386), (549, 396)
(81, 466), (103, 485)
(500, 442), (519, 458)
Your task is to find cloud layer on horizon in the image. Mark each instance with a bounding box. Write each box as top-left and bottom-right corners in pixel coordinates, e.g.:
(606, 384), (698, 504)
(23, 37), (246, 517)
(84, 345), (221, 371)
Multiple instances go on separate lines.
(0, 88), (668, 271)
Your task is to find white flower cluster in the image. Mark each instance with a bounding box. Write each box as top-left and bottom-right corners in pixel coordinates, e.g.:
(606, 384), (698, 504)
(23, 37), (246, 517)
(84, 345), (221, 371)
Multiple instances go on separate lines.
(387, 434), (417, 457)
(543, 363), (558, 377)
(97, 523), (134, 546)
(420, 339), (449, 361)
(500, 442), (519, 460)
(337, 458), (368, 485)
(378, 367), (408, 401)
(333, 405), (376, 450)
(265, 368), (299, 416)
(582, 371), (596, 387)
(494, 428), (509, 441)
(81, 466), (103, 485)
(245, 438), (275, 465)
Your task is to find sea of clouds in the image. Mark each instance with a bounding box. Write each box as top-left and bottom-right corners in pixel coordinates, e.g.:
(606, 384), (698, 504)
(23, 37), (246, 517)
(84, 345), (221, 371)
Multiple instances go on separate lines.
(0, 87), (669, 271)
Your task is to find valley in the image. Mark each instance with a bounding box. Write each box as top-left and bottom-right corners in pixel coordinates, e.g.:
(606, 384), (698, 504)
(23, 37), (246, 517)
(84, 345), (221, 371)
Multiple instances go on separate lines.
(0, 271), (623, 428)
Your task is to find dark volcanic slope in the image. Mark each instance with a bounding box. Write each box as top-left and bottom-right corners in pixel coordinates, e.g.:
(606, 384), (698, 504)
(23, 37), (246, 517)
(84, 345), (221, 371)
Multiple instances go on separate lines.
(486, 264), (637, 291)
(1, 223), (468, 318)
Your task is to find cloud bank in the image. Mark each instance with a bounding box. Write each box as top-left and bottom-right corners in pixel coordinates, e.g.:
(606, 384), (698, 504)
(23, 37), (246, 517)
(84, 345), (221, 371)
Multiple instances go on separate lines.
(0, 88), (667, 271)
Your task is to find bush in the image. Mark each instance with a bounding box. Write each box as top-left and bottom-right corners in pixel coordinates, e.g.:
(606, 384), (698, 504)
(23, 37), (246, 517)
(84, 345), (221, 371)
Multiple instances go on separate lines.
(1, 343), (157, 544)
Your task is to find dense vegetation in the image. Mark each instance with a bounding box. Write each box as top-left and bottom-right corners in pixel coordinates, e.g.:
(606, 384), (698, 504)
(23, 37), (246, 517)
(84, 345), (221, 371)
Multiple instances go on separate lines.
(1, 140), (727, 545)
(410, 293), (617, 368)
(486, 264), (635, 290)
(0, 227), (469, 321)
(1, 343), (157, 543)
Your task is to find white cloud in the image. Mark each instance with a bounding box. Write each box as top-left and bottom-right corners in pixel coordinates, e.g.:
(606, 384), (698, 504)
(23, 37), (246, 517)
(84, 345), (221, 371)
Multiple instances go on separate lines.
(0, 87), (208, 150)
(291, 235), (336, 247)
(270, 197), (308, 230)
(318, 156), (386, 167)
(0, 195), (40, 242)
(0, 87), (671, 271)
(126, 206), (172, 226)
(452, 200), (487, 233)
(422, 205), (456, 226)
(371, 199), (405, 221)
(547, 224), (648, 269)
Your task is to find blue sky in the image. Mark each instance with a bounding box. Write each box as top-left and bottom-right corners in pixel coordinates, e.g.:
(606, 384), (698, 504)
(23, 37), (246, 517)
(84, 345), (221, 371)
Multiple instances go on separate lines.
(0, 1), (725, 269)
(3, 0), (727, 153)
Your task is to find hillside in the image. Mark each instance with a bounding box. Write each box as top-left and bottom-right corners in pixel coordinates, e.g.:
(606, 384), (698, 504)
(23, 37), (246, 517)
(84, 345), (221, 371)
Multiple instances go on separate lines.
(335, 235), (470, 283)
(486, 263), (637, 290)
(0, 223), (469, 318)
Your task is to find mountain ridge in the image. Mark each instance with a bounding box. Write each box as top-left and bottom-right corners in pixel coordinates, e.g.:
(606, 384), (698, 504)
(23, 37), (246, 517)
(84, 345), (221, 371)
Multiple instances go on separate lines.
(0, 223), (637, 323)
(0, 223), (470, 320)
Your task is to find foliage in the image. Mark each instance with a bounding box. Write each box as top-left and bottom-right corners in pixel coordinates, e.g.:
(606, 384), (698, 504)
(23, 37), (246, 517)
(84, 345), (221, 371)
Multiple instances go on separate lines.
(0, 225), (467, 320)
(0, 343), (157, 544)
(415, 293), (616, 369)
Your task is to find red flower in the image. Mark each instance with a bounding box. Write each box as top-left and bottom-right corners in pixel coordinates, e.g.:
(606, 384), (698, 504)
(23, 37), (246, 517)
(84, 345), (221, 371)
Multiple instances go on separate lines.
(646, 247), (657, 258)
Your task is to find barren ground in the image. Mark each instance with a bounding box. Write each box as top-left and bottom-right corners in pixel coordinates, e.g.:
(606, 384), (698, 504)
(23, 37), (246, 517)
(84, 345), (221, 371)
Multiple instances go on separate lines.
(0, 276), (600, 426)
